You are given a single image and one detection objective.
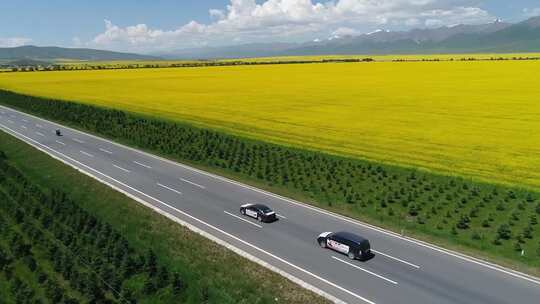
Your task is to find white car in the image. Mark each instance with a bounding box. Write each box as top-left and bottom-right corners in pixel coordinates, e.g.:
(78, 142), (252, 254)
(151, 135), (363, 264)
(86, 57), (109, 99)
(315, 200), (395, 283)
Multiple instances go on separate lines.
(240, 203), (278, 222)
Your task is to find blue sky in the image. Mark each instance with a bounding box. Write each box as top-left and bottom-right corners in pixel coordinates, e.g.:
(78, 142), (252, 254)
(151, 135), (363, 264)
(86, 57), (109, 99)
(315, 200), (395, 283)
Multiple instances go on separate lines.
(0, 1), (221, 46)
(1, 1), (539, 53)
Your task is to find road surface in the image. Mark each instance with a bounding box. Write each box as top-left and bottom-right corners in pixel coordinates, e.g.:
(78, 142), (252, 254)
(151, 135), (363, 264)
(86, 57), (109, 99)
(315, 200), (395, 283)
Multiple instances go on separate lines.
(0, 105), (539, 304)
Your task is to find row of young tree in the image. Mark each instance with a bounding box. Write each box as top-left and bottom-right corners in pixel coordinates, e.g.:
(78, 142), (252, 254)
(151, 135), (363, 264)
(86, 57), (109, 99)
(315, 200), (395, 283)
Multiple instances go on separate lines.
(1, 90), (539, 263)
(2, 57), (377, 74)
(5, 56), (540, 75)
(392, 56), (540, 62)
(0, 150), (184, 303)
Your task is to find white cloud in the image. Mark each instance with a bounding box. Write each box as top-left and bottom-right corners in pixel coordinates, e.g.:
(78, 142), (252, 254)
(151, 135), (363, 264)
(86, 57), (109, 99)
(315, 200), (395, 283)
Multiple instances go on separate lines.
(72, 36), (83, 47)
(331, 27), (362, 39)
(209, 9), (226, 20)
(0, 37), (32, 48)
(87, 0), (495, 52)
(523, 8), (540, 18)
(91, 19), (210, 50)
(405, 18), (421, 26)
(425, 19), (444, 27)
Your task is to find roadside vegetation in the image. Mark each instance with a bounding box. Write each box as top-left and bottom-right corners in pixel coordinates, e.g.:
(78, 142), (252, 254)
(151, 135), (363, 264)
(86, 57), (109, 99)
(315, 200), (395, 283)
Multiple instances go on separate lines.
(1, 60), (539, 190)
(1, 91), (539, 276)
(0, 151), (182, 303)
(0, 131), (328, 304)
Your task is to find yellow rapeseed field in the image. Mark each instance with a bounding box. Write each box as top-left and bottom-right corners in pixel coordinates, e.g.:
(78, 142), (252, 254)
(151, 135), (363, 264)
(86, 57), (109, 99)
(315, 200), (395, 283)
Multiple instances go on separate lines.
(222, 52), (540, 62)
(1, 60), (539, 189)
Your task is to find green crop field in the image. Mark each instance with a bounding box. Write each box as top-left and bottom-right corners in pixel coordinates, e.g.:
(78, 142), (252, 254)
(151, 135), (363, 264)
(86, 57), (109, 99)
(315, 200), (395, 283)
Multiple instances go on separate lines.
(0, 60), (539, 190)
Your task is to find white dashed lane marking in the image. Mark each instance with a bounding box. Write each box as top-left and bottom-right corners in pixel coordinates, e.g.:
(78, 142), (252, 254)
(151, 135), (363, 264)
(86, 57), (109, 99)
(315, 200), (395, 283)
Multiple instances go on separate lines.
(371, 249), (420, 269)
(113, 164), (131, 173)
(224, 211), (263, 228)
(99, 148), (113, 154)
(80, 150), (94, 157)
(180, 178), (206, 189)
(134, 161), (152, 169)
(332, 256), (398, 285)
(157, 182), (182, 195)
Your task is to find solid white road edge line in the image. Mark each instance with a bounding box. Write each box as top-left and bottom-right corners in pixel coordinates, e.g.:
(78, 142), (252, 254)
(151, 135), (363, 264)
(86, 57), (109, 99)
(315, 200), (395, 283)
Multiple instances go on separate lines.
(332, 256), (398, 285)
(3, 105), (539, 286)
(0, 122), (372, 304)
(113, 164), (131, 173)
(180, 178), (206, 189)
(224, 211), (263, 228)
(134, 161), (152, 169)
(80, 150), (94, 158)
(157, 183), (182, 195)
(371, 249), (420, 269)
(99, 148), (113, 154)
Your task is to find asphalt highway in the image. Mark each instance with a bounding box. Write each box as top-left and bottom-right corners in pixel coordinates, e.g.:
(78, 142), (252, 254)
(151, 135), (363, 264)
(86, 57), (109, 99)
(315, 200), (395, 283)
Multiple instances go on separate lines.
(1, 105), (539, 304)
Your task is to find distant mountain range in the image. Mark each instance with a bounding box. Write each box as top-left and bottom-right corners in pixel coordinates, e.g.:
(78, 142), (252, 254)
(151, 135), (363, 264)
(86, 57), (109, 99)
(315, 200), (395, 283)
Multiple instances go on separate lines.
(0, 46), (159, 62)
(1, 17), (539, 62)
(159, 16), (540, 59)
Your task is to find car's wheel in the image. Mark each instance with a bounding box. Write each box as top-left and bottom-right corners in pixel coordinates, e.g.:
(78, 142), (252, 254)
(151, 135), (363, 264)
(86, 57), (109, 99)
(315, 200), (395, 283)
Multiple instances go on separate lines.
(257, 215), (263, 222)
(319, 240), (327, 248)
(241, 209), (246, 215)
(348, 251), (356, 260)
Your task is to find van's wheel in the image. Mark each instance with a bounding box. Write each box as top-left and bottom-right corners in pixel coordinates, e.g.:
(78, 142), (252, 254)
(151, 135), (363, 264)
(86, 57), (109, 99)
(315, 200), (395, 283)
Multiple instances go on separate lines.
(319, 240), (327, 248)
(348, 252), (356, 260)
(241, 209), (246, 215)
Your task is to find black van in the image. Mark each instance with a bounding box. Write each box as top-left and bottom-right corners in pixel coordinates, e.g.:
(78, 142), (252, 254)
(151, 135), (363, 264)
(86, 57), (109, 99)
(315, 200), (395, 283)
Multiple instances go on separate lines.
(317, 231), (371, 260)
